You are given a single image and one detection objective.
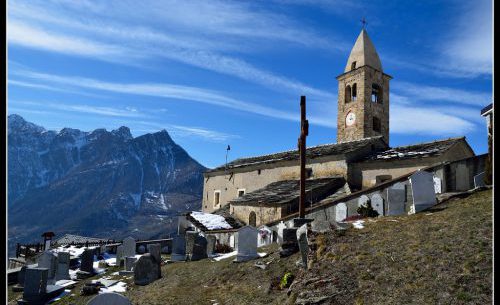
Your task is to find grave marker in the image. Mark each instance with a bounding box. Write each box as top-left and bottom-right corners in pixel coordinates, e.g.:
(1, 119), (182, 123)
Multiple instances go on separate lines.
(474, 172), (485, 188)
(37, 251), (57, 284)
(134, 254), (159, 286)
(234, 226), (259, 262)
(86, 292), (132, 305)
(386, 183), (406, 216)
(296, 224), (308, 269)
(335, 202), (347, 222)
(171, 235), (187, 261)
(122, 237), (136, 257)
(18, 268), (65, 305)
(371, 193), (384, 216)
(55, 252), (70, 281)
(409, 170), (437, 213)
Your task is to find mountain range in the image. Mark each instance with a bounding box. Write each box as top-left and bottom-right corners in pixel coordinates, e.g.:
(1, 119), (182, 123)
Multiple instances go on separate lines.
(8, 114), (206, 254)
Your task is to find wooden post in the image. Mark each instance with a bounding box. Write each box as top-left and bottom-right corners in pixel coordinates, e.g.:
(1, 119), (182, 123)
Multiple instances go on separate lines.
(16, 243), (20, 258)
(298, 96), (308, 219)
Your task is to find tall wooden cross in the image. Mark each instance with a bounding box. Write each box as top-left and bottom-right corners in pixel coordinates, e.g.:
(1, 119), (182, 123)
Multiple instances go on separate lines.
(298, 96), (308, 218)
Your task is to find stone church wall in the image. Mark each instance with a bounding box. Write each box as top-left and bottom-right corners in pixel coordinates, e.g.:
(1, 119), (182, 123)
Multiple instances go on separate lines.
(202, 158), (348, 213)
(231, 205), (283, 228)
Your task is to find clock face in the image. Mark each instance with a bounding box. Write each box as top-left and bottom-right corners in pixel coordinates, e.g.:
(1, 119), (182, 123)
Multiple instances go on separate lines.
(346, 112), (356, 126)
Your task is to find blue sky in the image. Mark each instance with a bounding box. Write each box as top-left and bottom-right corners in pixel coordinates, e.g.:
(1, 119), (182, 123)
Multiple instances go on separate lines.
(7, 0), (492, 168)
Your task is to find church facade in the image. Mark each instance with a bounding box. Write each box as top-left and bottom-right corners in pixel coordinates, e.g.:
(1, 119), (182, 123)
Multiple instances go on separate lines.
(201, 29), (475, 227)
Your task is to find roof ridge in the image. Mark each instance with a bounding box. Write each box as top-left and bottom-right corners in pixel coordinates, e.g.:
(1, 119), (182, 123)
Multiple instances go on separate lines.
(228, 136), (382, 164)
(389, 136), (464, 150)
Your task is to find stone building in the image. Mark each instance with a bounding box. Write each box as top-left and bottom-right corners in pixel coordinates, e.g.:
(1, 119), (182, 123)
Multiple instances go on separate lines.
(200, 28), (476, 228)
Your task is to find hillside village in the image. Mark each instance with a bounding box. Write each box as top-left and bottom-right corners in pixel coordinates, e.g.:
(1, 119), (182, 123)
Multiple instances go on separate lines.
(7, 28), (493, 305)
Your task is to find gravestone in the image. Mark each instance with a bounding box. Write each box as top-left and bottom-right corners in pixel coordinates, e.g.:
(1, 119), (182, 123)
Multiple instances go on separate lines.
(455, 163), (470, 191)
(371, 194), (384, 216)
(433, 176), (442, 194)
(171, 235), (187, 261)
(311, 219), (332, 233)
(474, 172), (485, 188)
(80, 249), (94, 273)
(119, 256), (137, 275)
(280, 227), (298, 257)
(276, 221), (287, 244)
(386, 183), (406, 216)
(55, 252), (70, 281)
(191, 235), (208, 261)
(234, 226), (259, 262)
(257, 226), (273, 247)
(122, 237), (136, 257)
(206, 235), (216, 257)
(37, 251), (58, 283)
(335, 202), (347, 222)
(18, 268), (65, 305)
(138, 245), (146, 254)
(409, 170), (437, 213)
(134, 254), (159, 286)
(185, 232), (198, 260)
(358, 195), (369, 208)
(147, 243), (162, 278)
(296, 224), (308, 269)
(115, 245), (124, 267)
(86, 292), (132, 305)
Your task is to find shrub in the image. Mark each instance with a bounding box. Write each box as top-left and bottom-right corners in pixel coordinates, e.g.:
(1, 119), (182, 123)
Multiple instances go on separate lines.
(279, 272), (295, 289)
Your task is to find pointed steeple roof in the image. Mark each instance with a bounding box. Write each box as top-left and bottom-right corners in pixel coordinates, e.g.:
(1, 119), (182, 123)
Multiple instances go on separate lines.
(344, 29), (383, 72)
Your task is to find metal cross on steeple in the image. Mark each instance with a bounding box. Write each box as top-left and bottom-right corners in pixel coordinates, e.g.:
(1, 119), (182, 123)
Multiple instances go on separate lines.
(361, 17), (368, 29)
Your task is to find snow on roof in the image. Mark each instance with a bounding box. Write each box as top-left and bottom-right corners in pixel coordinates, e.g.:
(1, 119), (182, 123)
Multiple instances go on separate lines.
(189, 211), (233, 230)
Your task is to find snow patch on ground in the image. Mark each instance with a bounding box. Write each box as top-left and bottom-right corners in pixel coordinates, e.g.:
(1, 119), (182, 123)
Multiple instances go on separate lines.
(352, 220), (365, 229)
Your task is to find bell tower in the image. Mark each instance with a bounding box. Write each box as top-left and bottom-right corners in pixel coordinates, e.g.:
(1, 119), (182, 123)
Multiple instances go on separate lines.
(336, 29), (391, 145)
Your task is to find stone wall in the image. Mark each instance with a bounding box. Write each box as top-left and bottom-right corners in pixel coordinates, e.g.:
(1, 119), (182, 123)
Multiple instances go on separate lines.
(231, 205), (283, 227)
(202, 158), (348, 213)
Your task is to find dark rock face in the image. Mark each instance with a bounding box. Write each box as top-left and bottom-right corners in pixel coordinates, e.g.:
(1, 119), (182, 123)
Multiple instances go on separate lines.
(8, 115), (206, 254)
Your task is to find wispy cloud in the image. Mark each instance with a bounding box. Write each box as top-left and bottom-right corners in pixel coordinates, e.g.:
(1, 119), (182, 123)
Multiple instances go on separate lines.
(392, 81), (491, 107)
(391, 105), (475, 136)
(13, 100), (146, 118)
(7, 1), (336, 100)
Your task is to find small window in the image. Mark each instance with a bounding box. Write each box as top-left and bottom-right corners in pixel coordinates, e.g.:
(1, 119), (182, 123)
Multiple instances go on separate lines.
(237, 189), (245, 197)
(352, 83), (357, 101)
(373, 117), (381, 133)
(249, 211), (257, 227)
(345, 85), (352, 103)
(213, 191), (221, 208)
(351, 61), (357, 70)
(371, 84), (383, 104)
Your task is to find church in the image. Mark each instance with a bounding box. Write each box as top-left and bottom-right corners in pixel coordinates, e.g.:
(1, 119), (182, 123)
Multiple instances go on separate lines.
(201, 29), (476, 228)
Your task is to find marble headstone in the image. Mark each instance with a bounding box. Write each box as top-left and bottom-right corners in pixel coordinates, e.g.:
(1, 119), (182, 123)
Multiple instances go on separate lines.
(116, 245), (124, 267)
(433, 176), (442, 194)
(386, 183), (406, 216)
(296, 224), (308, 269)
(134, 254), (159, 286)
(79, 249), (94, 274)
(55, 252), (70, 280)
(206, 235), (216, 257)
(171, 235), (187, 261)
(148, 243), (162, 278)
(335, 202), (347, 222)
(358, 195), (369, 208)
(409, 170), (437, 213)
(122, 237), (136, 257)
(37, 251), (58, 283)
(86, 292), (132, 305)
(371, 193), (384, 216)
(19, 268), (65, 305)
(190, 235), (208, 261)
(234, 226), (259, 262)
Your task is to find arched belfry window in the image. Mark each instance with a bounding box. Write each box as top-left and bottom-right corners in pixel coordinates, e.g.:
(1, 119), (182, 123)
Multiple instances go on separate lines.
(371, 84), (383, 104)
(352, 83), (357, 101)
(249, 211), (256, 227)
(345, 85), (352, 103)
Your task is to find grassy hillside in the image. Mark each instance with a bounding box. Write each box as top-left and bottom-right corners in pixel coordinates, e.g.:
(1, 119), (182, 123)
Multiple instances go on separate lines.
(8, 189), (492, 305)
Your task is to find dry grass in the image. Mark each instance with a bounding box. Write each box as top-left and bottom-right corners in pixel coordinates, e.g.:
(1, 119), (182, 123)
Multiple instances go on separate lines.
(8, 189), (492, 305)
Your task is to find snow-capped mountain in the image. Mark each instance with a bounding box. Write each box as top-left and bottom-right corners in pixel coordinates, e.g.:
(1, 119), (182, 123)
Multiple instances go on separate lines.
(8, 114), (206, 251)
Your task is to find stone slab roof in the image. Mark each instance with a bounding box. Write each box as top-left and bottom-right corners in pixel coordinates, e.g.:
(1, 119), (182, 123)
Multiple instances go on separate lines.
(362, 137), (470, 162)
(344, 29), (383, 73)
(207, 136), (384, 173)
(230, 177), (346, 207)
(54, 234), (108, 245)
(185, 207), (244, 232)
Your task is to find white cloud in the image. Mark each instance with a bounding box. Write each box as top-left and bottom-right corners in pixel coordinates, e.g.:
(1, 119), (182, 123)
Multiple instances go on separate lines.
(391, 105), (475, 135)
(392, 81), (491, 107)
